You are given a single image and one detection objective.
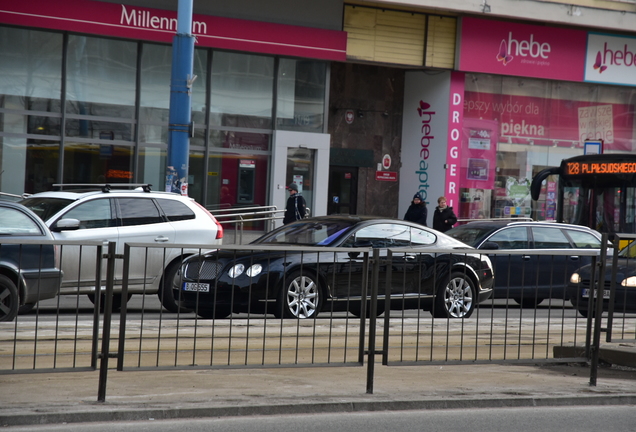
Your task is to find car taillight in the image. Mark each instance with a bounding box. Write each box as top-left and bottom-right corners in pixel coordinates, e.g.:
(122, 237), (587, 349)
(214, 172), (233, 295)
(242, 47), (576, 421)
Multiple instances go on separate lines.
(195, 202), (224, 240)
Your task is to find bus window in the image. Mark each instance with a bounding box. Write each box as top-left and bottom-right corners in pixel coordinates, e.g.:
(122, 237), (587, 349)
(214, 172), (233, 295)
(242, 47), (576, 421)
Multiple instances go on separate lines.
(531, 154), (636, 236)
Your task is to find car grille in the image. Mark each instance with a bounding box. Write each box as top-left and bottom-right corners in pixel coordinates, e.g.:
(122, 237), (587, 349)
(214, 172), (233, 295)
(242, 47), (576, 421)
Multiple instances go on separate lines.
(185, 260), (224, 280)
(579, 279), (613, 290)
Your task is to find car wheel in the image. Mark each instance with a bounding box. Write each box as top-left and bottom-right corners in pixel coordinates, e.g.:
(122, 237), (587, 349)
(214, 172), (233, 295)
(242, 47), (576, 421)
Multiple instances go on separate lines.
(275, 270), (322, 319)
(349, 300), (385, 318)
(513, 297), (545, 308)
(0, 275), (19, 322)
(159, 261), (190, 313)
(195, 305), (232, 319)
(18, 302), (36, 315)
(433, 272), (476, 319)
(87, 293), (131, 313)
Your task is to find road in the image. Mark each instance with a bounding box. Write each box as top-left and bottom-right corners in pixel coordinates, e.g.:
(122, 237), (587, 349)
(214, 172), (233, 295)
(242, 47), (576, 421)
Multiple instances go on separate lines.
(5, 405), (636, 432)
(2, 292), (601, 372)
(18, 294), (584, 322)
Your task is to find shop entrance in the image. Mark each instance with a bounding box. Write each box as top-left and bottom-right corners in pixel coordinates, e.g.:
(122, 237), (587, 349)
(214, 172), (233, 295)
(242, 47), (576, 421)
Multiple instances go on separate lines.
(327, 166), (357, 215)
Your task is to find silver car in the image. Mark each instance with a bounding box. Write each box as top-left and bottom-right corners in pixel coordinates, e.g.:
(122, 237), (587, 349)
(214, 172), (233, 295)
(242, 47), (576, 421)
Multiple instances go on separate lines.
(20, 184), (223, 312)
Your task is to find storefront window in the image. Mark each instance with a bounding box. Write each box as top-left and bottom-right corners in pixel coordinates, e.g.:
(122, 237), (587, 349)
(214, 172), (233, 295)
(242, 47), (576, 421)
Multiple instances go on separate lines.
(0, 24), (330, 210)
(462, 74), (636, 221)
(66, 35), (136, 119)
(0, 27), (62, 110)
(207, 132), (270, 210)
(276, 59), (327, 132)
(0, 27), (63, 194)
(138, 145), (166, 191)
(139, 44), (208, 144)
(209, 52), (274, 129)
(63, 142), (134, 184)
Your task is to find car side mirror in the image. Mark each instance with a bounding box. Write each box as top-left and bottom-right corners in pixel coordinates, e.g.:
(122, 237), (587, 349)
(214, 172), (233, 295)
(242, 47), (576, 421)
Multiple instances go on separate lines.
(480, 241), (500, 250)
(51, 218), (80, 232)
(348, 240), (373, 259)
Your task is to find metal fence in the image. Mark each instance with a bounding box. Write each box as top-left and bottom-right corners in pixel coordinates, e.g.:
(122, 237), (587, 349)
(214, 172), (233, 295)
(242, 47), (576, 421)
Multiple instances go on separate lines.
(0, 239), (105, 373)
(2, 238), (634, 401)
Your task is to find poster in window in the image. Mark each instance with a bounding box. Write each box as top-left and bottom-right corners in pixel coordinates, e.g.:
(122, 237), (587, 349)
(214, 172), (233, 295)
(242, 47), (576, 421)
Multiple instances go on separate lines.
(467, 158), (489, 181)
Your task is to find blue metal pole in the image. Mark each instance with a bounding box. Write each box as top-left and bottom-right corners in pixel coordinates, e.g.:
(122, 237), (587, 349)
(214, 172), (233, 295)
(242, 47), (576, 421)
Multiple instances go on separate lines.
(166, 0), (195, 195)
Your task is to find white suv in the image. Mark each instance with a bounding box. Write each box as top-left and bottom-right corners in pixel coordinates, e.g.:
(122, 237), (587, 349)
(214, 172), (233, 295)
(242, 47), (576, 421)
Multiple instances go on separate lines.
(20, 184), (223, 312)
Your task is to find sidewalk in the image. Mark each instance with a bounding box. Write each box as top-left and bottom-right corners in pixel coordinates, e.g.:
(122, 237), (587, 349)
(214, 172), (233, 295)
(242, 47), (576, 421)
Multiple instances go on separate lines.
(2, 351), (636, 427)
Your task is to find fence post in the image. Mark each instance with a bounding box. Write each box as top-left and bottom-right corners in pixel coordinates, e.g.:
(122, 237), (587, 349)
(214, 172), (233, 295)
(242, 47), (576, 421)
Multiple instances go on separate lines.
(90, 243), (103, 370)
(116, 243), (131, 371)
(366, 248), (380, 394)
(589, 233), (609, 386)
(358, 251), (369, 364)
(97, 241), (117, 402)
(382, 249), (392, 366)
(606, 235), (621, 342)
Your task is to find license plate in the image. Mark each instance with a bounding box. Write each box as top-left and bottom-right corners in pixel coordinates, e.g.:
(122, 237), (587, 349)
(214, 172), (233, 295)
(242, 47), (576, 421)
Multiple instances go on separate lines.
(183, 282), (210, 292)
(582, 288), (611, 299)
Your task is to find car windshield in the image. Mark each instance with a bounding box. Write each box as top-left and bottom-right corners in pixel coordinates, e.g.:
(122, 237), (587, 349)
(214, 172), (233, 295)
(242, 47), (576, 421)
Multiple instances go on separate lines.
(253, 220), (355, 246)
(618, 241), (636, 258)
(19, 197), (74, 222)
(445, 225), (496, 247)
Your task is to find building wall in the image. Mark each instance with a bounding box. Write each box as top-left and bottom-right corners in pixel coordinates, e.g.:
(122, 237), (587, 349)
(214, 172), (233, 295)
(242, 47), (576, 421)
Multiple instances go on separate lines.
(328, 62), (405, 218)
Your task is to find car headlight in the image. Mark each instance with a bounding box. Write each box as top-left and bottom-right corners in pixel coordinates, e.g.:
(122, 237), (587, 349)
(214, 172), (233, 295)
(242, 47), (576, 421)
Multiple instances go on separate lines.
(570, 273), (581, 284)
(246, 264), (263, 278)
(228, 264), (245, 278)
(621, 276), (636, 287)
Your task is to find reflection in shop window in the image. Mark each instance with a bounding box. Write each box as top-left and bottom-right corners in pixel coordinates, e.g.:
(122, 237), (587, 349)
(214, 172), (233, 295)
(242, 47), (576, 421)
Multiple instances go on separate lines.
(62, 143), (134, 184)
(463, 73), (636, 221)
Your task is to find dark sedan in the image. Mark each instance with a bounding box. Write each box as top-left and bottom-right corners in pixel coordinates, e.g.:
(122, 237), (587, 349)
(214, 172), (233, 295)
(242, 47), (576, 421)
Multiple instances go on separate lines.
(174, 215), (493, 319)
(446, 220), (603, 306)
(567, 240), (636, 317)
(0, 201), (63, 321)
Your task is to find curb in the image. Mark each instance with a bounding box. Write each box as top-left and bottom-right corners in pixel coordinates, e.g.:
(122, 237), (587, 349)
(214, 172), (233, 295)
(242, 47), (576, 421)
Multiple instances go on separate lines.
(4, 394), (636, 426)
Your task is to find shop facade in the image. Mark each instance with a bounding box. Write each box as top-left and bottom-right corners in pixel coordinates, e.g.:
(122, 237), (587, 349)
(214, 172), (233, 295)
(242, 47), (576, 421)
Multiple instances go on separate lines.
(0, 0), (344, 219)
(398, 16), (636, 224)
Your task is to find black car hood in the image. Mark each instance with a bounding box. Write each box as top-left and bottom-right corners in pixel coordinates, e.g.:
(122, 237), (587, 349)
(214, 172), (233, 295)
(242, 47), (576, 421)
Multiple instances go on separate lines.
(575, 258), (636, 281)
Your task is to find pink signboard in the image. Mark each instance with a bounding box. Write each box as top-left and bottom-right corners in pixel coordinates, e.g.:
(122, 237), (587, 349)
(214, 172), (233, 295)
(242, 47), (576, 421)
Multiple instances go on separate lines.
(459, 17), (587, 82)
(0, 0), (347, 61)
(464, 91), (634, 152)
(444, 72), (464, 210)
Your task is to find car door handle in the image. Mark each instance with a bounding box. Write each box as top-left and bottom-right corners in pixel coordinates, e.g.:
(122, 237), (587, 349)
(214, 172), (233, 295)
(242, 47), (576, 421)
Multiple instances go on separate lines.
(522, 255), (531, 260)
(402, 255), (416, 261)
(569, 256), (580, 260)
(154, 236), (170, 242)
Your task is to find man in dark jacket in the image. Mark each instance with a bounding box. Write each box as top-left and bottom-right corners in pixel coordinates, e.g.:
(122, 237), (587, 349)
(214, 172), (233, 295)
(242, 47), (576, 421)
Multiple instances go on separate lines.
(433, 196), (457, 232)
(283, 182), (307, 224)
(403, 192), (428, 226)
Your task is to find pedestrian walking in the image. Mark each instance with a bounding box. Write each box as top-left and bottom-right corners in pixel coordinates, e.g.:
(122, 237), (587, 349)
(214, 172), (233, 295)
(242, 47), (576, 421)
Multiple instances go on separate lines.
(403, 192), (428, 226)
(433, 196), (457, 232)
(283, 182), (307, 224)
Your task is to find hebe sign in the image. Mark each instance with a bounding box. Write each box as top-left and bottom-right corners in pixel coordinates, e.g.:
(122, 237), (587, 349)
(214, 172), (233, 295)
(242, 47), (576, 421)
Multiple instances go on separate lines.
(507, 33), (550, 59)
(585, 33), (636, 87)
(460, 17), (586, 81)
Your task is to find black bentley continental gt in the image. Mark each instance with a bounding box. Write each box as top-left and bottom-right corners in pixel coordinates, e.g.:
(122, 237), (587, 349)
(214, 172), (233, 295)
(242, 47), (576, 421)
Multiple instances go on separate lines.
(173, 215), (494, 319)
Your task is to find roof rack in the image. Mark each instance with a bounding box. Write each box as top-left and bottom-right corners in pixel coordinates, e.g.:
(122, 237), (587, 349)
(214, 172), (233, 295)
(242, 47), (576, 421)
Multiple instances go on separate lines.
(52, 183), (153, 193)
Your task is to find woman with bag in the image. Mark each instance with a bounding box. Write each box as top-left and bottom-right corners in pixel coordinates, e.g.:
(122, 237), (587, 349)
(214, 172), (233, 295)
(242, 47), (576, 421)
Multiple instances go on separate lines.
(283, 183), (307, 224)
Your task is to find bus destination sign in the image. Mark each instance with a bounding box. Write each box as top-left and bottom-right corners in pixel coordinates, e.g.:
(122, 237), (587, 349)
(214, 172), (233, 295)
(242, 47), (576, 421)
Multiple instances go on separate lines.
(565, 161), (636, 176)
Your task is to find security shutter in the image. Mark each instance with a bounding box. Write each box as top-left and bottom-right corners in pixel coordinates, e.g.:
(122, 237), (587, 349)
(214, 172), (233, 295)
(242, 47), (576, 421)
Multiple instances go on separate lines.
(344, 5), (456, 69)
